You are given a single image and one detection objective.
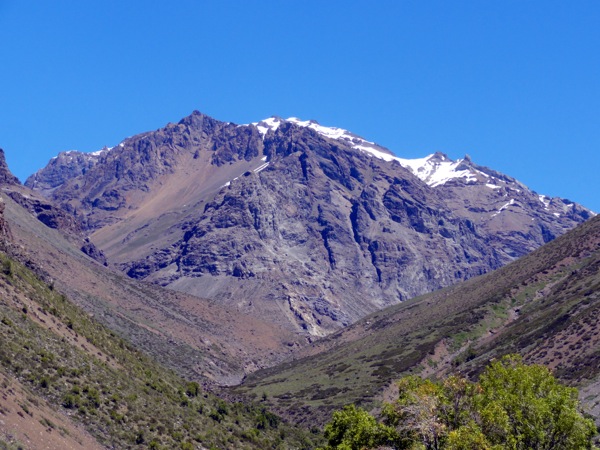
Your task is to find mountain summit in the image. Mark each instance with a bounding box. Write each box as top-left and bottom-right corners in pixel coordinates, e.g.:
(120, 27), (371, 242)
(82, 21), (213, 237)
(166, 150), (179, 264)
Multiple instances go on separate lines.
(26, 111), (594, 336)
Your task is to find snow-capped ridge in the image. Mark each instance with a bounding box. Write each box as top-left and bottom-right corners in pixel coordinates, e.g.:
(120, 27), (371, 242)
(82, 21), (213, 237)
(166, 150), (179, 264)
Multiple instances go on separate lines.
(252, 117), (485, 188)
(253, 117), (284, 138)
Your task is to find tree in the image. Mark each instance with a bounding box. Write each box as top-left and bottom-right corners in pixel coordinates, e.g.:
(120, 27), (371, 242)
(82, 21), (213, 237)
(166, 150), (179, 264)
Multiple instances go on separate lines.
(321, 404), (396, 450)
(382, 376), (448, 449)
(477, 355), (596, 449)
(321, 355), (597, 449)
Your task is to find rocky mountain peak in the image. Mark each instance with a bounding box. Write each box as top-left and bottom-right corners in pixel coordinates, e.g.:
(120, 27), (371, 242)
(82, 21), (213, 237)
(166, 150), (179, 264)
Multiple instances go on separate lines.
(177, 109), (220, 129)
(24, 110), (595, 336)
(0, 148), (20, 186)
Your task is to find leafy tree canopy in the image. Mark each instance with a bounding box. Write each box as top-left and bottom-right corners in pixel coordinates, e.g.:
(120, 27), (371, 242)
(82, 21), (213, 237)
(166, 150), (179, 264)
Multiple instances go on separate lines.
(320, 355), (597, 450)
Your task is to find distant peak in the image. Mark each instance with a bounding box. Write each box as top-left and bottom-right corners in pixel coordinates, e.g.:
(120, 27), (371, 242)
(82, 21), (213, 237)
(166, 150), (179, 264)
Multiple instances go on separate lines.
(178, 110), (218, 128)
(429, 152), (450, 162)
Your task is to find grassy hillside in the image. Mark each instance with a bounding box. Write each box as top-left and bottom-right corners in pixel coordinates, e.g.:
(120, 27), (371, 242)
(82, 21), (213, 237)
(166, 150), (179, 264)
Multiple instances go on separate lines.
(235, 215), (600, 427)
(0, 252), (321, 449)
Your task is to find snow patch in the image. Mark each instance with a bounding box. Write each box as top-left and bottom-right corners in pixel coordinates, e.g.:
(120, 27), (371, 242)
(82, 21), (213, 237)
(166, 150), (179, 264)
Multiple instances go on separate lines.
(538, 194), (550, 210)
(253, 162), (270, 173)
(90, 146), (112, 157)
(253, 117), (283, 138)
(220, 160), (270, 189)
(485, 183), (502, 189)
(492, 199), (515, 217)
(419, 158), (478, 187)
(287, 117), (349, 140)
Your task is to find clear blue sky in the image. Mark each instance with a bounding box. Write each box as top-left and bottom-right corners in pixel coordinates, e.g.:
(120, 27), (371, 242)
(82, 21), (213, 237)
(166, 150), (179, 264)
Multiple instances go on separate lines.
(1, 1), (598, 211)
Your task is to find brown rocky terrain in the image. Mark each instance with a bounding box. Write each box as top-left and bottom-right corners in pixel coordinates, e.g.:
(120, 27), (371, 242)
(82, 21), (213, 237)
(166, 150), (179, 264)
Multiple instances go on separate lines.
(26, 112), (594, 338)
(0, 372), (106, 450)
(0, 150), (300, 386)
(1, 190), (302, 385)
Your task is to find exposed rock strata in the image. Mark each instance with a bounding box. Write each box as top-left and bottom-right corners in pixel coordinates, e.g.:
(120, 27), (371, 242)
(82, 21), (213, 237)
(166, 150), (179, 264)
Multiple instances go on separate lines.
(26, 112), (594, 335)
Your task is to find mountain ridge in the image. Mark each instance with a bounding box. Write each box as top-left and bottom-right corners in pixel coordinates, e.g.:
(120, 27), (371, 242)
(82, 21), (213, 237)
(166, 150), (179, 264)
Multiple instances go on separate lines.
(24, 111), (594, 337)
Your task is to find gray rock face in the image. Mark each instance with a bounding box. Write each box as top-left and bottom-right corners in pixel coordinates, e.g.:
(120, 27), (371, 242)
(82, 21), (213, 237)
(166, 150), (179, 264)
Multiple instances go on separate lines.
(26, 112), (595, 336)
(3, 189), (107, 266)
(26, 112), (265, 230)
(0, 197), (12, 248)
(0, 148), (20, 186)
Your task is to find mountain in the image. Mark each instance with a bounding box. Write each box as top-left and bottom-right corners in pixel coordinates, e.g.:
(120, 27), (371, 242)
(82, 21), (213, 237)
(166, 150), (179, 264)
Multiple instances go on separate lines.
(0, 153), (322, 447)
(25, 112), (594, 338)
(235, 214), (600, 428)
(3, 111), (598, 444)
(1, 149), (312, 388)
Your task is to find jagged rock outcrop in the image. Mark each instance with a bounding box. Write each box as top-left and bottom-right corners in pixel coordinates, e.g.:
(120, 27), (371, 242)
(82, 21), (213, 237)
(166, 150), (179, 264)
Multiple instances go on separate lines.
(0, 197), (12, 248)
(25, 112), (595, 335)
(0, 147), (106, 264)
(3, 188), (108, 266)
(0, 148), (20, 186)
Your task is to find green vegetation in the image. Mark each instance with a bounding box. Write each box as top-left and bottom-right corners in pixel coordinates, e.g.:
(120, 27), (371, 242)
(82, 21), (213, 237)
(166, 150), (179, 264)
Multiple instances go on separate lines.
(0, 438), (25, 450)
(0, 253), (321, 449)
(320, 355), (597, 449)
(237, 216), (600, 426)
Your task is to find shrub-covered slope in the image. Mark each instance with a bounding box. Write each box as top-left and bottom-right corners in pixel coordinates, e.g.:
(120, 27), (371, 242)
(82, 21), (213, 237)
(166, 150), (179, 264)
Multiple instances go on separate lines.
(0, 252), (320, 449)
(236, 215), (600, 427)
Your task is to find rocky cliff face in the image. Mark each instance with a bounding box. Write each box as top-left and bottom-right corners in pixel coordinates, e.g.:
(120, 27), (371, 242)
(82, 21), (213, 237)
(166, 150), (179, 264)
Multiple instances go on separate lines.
(0, 148), (106, 264)
(0, 197), (12, 248)
(26, 112), (595, 336)
(0, 148), (20, 186)
(405, 152), (593, 261)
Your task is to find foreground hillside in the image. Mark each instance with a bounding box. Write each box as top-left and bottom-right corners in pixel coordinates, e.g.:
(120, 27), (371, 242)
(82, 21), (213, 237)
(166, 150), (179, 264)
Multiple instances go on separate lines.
(1, 186), (305, 386)
(236, 215), (600, 427)
(0, 232), (320, 448)
(26, 112), (593, 337)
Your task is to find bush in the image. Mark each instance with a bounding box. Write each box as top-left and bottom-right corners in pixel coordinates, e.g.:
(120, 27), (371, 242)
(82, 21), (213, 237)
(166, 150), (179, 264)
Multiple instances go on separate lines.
(62, 394), (79, 409)
(2, 259), (12, 276)
(185, 381), (200, 397)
